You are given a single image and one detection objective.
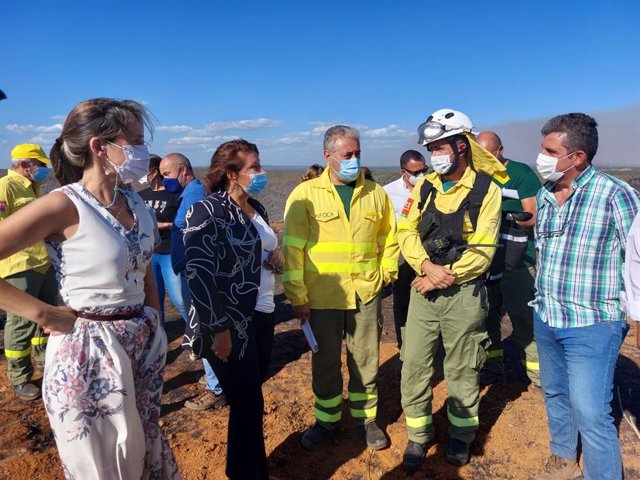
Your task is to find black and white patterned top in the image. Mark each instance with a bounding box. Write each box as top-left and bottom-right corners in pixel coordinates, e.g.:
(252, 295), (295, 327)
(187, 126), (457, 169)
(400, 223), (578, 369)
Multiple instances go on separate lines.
(182, 190), (268, 359)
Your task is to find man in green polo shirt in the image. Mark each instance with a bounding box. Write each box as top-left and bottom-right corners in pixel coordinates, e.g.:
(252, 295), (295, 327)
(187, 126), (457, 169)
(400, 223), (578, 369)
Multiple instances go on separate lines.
(0, 144), (58, 401)
(476, 131), (542, 388)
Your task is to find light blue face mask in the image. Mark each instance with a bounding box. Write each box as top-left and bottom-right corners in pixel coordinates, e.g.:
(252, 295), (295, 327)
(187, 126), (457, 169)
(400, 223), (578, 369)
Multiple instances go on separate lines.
(30, 166), (49, 183)
(241, 171), (268, 196)
(336, 157), (361, 183)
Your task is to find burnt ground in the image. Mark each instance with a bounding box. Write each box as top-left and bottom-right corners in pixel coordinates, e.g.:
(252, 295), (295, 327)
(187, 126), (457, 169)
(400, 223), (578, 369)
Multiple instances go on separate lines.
(0, 219), (638, 479)
(0, 280), (639, 479)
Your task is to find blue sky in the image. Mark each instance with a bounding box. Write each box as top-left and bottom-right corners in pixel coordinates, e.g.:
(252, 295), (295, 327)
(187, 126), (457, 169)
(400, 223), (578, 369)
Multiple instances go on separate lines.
(1, 0), (639, 166)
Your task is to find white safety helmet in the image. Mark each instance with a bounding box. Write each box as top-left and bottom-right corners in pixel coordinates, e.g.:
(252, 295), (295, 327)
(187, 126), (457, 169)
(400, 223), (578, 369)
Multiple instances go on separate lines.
(417, 108), (478, 146)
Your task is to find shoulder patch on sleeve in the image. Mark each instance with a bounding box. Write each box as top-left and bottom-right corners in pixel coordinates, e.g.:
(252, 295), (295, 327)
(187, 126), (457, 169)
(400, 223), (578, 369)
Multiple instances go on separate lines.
(400, 198), (414, 218)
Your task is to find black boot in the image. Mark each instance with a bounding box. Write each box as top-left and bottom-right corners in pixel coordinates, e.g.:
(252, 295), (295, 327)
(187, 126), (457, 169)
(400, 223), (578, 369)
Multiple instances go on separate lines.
(300, 423), (336, 451)
(402, 440), (428, 471)
(13, 382), (40, 401)
(446, 438), (471, 466)
(362, 422), (388, 450)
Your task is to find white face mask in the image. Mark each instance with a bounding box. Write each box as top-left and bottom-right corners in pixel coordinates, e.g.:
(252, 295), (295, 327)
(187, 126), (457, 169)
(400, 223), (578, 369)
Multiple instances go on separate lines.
(106, 142), (150, 184)
(536, 152), (575, 182)
(430, 153), (453, 175)
(408, 173), (423, 186)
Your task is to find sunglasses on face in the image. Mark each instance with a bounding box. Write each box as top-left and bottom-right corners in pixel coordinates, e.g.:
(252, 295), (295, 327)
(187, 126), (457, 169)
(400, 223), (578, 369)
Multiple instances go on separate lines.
(403, 167), (428, 176)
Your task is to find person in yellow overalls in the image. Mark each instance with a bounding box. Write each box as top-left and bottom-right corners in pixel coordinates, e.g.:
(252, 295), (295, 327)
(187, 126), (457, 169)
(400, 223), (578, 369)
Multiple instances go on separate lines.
(283, 125), (398, 451)
(0, 144), (58, 400)
(398, 110), (506, 470)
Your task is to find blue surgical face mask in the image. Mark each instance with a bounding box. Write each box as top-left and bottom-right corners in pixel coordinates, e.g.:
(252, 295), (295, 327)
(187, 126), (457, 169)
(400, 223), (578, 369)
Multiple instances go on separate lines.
(30, 166), (49, 183)
(240, 171), (268, 196)
(162, 176), (183, 194)
(162, 164), (184, 193)
(333, 156), (361, 183)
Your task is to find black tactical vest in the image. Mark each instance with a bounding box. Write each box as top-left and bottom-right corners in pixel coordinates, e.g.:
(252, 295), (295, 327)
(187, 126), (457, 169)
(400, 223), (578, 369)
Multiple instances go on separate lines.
(417, 174), (492, 266)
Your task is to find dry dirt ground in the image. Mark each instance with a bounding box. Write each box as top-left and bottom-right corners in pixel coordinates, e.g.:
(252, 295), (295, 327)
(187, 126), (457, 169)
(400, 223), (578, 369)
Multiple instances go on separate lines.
(1, 292), (639, 479)
(0, 225), (639, 479)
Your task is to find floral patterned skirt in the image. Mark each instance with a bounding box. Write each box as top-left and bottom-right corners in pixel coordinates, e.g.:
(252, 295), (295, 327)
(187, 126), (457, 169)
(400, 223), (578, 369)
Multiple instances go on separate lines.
(43, 306), (180, 479)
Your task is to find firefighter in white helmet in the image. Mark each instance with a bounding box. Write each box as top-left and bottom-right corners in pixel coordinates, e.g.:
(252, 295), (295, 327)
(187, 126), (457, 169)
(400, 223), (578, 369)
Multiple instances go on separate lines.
(397, 109), (506, 470)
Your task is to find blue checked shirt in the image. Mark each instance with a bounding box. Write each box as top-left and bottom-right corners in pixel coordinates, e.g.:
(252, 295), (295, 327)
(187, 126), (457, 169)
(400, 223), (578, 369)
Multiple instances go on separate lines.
(531, 166), (640, 328)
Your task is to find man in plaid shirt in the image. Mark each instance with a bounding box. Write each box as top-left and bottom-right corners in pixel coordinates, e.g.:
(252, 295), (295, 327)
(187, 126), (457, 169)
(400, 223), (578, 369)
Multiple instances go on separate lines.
(531, 113), (640, 480)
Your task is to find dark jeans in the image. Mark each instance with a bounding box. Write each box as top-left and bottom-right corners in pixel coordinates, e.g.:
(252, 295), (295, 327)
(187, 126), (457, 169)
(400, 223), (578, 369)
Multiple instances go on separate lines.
(392, 260), (416, 349)
(204, 310), (274, 480)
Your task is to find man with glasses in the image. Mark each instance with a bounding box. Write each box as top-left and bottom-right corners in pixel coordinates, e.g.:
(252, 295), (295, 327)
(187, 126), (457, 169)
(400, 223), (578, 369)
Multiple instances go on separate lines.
(283, 125), (398, 452)
(397, 109), (505, 470)
(384, 150), (427, 348)
(0, 144), (58, 400)
(531, 113), (640, 480)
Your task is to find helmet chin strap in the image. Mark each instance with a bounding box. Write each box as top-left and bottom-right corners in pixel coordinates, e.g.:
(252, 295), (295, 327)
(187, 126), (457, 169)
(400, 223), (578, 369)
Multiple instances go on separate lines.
(447, 140), (462, 175)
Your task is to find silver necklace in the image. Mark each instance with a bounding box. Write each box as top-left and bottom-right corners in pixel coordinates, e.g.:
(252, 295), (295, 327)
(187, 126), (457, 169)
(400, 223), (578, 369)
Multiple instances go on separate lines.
(80, 181), (120, 209)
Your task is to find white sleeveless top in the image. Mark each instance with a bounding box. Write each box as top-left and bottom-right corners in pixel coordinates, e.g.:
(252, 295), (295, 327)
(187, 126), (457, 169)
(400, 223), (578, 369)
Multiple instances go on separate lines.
(45, 182), (155, 314)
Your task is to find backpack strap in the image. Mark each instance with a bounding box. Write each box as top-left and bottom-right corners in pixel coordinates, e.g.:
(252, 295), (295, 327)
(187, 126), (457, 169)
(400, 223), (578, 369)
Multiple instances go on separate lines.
(417, 178), (435, 211)
(467, 173), (492, 230)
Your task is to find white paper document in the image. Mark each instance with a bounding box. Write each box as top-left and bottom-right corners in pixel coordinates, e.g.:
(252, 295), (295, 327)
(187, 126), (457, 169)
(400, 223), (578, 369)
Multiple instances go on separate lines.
(501, 188), (520, 200)
(301, 321), (319, 353)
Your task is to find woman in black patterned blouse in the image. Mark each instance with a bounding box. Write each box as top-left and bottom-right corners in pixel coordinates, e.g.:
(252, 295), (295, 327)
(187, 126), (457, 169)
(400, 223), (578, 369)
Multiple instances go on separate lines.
(183, 139), (281, 480)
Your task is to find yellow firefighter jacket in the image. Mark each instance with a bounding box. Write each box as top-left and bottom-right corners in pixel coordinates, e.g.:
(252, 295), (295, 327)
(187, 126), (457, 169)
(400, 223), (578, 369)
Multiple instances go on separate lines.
(283, 168), (398, 309)
(397, 167), (502, 284)
(0, 170), (50, 278)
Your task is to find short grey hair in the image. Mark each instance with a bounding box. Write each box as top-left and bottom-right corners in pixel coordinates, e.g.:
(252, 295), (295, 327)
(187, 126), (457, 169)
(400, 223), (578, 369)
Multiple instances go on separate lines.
(10, 158), (34, 168)
(323, 125), (360, 152)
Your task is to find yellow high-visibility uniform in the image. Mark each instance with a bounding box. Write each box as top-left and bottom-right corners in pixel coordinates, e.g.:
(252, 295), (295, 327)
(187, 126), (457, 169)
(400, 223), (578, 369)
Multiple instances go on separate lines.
(283, 168), (398, 308)
(397, 167), (502, 283)
(0, 169), (54, 386)
(398, 166), (502, 445)
(283, 167), (398, 426)
(0, 170), (50, 278)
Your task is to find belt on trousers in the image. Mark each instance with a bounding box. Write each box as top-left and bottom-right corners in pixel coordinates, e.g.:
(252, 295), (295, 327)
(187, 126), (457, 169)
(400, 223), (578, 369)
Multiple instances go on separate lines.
(77, 307), (145, 321)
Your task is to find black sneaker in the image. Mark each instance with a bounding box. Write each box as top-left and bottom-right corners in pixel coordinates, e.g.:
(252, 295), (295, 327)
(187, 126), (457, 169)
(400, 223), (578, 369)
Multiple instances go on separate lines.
(362, 422), (388, 450)
(14, 382), (41, 401)
(446, 438), (471, 466)
(402, 440), (428, 471)
(300, 423), (335, 451)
